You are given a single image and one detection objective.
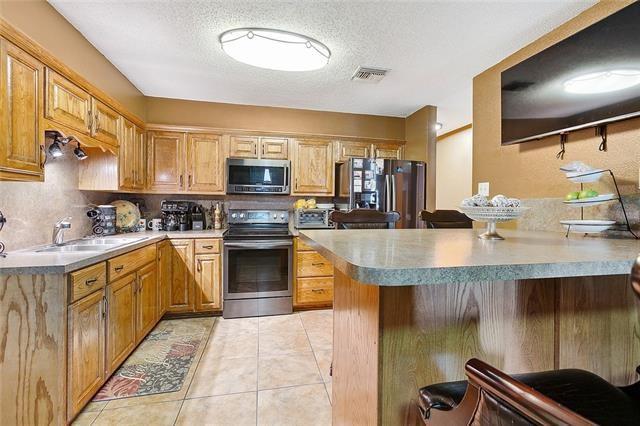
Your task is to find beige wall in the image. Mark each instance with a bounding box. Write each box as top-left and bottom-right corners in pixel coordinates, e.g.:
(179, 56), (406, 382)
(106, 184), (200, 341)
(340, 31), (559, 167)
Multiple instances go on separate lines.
(0, 0), (146, 119)
(473, 1), (639, 199)
(405, 106), (437, 210)
(147, 97), (405, 140)
(437, 128), (472, 209)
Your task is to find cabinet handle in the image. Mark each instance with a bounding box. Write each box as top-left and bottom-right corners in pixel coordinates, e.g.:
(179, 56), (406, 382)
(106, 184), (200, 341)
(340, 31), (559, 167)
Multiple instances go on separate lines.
(95, 113), (100, 131)
(85, 278), (98, 286)
(311, 289), (325, 293)
(188, 174), (192, 188)
(295, 178), (299, 190)
(254, 144), (257, 156)
(114, 265), (124, 272)
(87, 112), (93, 132)
(179, 175), (184, 188)
(102, 296), (108, 318)
(262, 144), (265, 156)
(202, 245), (214, 249)
(197, 259), (202, 272)
(312, 262), (325, 267)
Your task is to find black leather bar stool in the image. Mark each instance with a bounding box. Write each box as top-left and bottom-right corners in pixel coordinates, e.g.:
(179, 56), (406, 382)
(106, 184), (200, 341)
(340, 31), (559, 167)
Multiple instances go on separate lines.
(330, 209), (400, 229)
(420, 210), (472, 229)
(417, 257), (640, 425)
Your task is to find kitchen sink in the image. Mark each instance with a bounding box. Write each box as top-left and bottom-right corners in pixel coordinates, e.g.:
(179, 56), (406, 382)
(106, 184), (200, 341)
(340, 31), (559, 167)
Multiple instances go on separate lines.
(73, 238), (145, 246)
(36, 245), (116, 253)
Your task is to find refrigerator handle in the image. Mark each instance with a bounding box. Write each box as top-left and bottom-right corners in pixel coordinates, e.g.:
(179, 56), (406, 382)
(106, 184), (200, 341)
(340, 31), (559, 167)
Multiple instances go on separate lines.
(391, 175), (397, 212)
(385, 174), (391, 212)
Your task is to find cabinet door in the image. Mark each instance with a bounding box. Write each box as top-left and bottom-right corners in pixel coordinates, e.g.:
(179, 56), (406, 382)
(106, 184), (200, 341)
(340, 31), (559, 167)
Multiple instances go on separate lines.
(167, 239), (194, 313)
(68, 290), (105, 418)
(134, 127), (146, 188)
(336, 140), (371, 162)
(0, 41), (44, 181)
(229, 135), (259, 158)
(292, 139), (334, 195)
(45, 69), (91, 134)
(194, 254), (222, 312)
(91, 98), (121, 147)
(147, 131), (185, 192)
(157, 240), (172, 316)
(187, 133), (224, 193)
(373, 142), (404, 160)
(106, 274), (136, 375)
(118, 119), (136, 189)
(260, 137), (288, 160)
(136, 262), (158, 341)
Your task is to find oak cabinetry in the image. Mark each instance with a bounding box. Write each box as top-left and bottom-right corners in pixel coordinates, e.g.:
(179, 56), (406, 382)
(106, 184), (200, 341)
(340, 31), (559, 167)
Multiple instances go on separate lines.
(292, 138), (334, 195)
(158, 240), (172, 316)
(187, 133), (224, 192)
(45, 69), (92, 134)
(69, 262), (106, 303)
(106, 273), (136, 375)
(194, 254), (222, 311)
(0, 40), (44, 181)
(147, 130), (185, 192)
(68, 289), (106, 418)
(91, 98), (121, 147)
(119, 119), (146, 190)
(335, 140), (371, 162)
(229, 135), (289, 160)
(108, 244), (156, 281)
(166, 239), (195, 312)
(136, 261), (159, 341)
(293, 237), (333, 308)
(372, 142), (404, 159)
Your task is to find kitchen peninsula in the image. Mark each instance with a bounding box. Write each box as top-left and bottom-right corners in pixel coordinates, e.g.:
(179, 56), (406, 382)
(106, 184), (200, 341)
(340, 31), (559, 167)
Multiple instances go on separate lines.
(300, 229), (640, 425)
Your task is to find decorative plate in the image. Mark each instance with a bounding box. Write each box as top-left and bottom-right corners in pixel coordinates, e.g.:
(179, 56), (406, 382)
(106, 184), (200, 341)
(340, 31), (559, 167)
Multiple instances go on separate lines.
(111, 200), (141, 232)
(563, 193), (617, 207)
(560, 220), (616, 233)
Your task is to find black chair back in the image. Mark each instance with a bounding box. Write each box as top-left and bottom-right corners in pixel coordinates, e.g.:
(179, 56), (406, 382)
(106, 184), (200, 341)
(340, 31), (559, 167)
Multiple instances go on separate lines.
(330, 209), (401, 230)
(420, 210), (472, 229)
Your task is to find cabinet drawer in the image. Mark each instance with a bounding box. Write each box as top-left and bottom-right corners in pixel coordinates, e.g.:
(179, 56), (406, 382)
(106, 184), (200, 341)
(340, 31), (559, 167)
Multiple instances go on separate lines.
(296, 238), (316, 252)
(296, 277), (333, 305)
(69, 263), (106, 303)
(108, 244), (157, 281)
(297, 251), (333, 277)
(195, 239), (220, 254)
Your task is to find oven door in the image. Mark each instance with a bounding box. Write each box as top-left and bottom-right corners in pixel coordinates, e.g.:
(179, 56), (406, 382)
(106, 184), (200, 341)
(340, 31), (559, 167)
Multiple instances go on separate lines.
(223, 239), (293, 300)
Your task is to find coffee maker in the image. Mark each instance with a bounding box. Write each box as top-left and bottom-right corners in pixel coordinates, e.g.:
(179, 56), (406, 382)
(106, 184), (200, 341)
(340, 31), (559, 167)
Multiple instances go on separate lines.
(160, 200), (194, 231)
(191, 204), (206, 230)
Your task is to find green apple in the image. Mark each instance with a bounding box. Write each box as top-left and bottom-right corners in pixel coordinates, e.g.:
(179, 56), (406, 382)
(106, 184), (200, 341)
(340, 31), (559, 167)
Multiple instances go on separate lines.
(565, 191), (580, 201)
(586, 189), (599, 198)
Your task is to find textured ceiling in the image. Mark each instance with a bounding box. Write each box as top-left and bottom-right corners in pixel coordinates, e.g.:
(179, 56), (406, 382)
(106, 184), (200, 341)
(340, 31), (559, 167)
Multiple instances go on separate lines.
(49, 0), (596, 134)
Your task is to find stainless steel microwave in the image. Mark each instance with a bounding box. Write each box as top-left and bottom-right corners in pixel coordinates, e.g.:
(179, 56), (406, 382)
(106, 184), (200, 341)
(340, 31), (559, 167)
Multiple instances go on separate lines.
(226, 158), (290, 194)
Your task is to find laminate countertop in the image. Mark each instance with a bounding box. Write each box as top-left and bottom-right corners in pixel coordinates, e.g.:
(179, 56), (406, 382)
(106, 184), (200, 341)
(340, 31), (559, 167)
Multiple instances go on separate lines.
(0, 229), (226, 275)
(299, 229), (640, 286)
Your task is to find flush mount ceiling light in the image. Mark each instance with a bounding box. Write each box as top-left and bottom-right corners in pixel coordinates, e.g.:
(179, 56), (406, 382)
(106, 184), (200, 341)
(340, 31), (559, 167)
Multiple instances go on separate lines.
(219, 28), (330, 72)
(563, 69), (640, 94)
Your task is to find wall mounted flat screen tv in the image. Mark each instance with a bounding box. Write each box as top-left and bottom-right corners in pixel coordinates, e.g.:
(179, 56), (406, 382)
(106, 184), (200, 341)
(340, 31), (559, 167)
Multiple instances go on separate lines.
(501, 2), (640, 145)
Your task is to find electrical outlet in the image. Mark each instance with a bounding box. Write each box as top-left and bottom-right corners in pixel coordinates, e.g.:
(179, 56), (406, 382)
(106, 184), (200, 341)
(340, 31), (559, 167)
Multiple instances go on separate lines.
(478, 182), (490, 197)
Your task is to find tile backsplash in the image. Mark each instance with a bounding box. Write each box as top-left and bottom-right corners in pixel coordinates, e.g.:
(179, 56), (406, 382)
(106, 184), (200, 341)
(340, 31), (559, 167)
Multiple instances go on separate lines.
(0, 156), (109, 252)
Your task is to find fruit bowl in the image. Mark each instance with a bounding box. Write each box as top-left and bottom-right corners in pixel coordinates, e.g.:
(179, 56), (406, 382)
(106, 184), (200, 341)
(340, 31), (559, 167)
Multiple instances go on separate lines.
(459, 206), (530, 240)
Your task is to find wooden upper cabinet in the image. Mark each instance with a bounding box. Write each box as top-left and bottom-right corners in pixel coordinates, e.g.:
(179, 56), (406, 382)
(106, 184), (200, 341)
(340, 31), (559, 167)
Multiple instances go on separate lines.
(335, 140), (372, 162)
(45, 69), (91, 134)
(0, 40), (44, 181)
(373, 142), (404, 159)
(292, 138), (334, 195)
(194, 253), (222, 312)
(187, 133), (224, 193)
(91, 98), (121, 147)
(167, 239), (194, 313)
(229, 135), (259, 158)
(134, 127), (146, 188)
(147, 131), (186, 192)
(106, 274), (136, 375)
(260, 137), (288, 160)
(119, 119), (136, 189)
(67, 290), (105, 419)
(136, 262), (158, 341)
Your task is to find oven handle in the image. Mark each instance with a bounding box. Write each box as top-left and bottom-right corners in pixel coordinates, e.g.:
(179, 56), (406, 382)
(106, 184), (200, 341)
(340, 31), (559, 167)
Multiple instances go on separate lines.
(224, 241), (293, 249)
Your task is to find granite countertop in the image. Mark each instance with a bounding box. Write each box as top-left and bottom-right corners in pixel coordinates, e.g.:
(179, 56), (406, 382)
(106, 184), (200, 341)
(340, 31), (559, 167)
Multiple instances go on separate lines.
(0, 229), (227, 275)
(299, 229), (640, 286)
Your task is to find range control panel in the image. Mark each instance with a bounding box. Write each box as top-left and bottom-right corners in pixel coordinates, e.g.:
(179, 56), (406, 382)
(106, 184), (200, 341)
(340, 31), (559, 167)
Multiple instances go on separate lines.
(228, 209), (289, 225)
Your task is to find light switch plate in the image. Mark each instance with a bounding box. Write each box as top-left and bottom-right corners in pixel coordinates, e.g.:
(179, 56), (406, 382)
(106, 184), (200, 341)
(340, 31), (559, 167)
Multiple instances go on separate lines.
(478, 182), (490, 196)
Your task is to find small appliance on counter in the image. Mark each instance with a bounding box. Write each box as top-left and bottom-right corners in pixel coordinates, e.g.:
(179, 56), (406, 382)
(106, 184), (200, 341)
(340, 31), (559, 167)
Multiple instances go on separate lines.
(161, 200), (195, 231)
(191, 204), (206, 231)
(294, 208), (335, 229)
(87, 205), (117, 236)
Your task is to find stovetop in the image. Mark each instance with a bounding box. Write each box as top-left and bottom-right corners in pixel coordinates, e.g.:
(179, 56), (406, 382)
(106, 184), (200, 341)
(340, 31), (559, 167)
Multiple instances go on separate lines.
(224, 209), (292, 240)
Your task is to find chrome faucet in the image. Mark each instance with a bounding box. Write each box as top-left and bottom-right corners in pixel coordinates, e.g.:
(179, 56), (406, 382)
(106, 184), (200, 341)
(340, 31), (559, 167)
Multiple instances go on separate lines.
(52, 217), (72, 245)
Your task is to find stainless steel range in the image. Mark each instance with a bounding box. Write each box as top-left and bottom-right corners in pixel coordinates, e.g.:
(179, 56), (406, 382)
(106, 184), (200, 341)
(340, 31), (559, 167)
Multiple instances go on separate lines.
(222, 209), (293, 318)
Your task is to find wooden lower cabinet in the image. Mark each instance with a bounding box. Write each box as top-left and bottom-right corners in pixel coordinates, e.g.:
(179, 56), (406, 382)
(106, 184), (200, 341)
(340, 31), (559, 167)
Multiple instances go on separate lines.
(194, 253), (222, 311)
(158, 240), (173, 315)
(293, 237), (334, 309)
(106, 274), (136, 375)
(68, 289), (106, 418)
(136, 261), (159, 340)
(166, 239), (195, 312)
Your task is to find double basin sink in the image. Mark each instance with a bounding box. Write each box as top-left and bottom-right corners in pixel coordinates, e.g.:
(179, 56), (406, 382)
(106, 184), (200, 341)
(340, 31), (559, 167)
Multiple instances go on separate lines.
(34, 237), (146, 253)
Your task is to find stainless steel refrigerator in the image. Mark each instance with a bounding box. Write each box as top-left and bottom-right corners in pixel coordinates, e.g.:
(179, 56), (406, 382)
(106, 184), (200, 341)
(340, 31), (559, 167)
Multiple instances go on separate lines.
(336, 158), (426, 229)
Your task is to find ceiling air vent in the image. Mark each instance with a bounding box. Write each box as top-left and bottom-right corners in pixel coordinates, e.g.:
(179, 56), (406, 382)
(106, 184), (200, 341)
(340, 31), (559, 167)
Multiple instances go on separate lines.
(351, 67), (388, 83)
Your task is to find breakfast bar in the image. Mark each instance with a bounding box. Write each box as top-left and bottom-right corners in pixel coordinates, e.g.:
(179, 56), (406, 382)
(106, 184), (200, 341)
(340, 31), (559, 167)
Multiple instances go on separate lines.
(300, 229), (640, 426)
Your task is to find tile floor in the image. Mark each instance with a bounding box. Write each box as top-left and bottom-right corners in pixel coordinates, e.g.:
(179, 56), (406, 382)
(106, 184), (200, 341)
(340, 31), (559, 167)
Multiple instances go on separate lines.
(73, 309), (333, 426)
